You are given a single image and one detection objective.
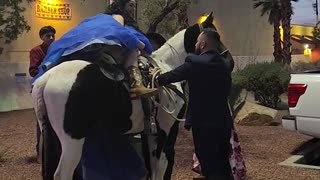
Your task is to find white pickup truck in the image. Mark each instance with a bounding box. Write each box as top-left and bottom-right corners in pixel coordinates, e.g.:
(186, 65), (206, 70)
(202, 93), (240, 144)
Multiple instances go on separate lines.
(282, 71), (320, 138)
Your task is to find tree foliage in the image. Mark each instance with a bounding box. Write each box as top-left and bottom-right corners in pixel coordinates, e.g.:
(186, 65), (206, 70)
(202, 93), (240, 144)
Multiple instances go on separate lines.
(137, 0), (198, 36)
(253, 0), (298, 64)
(281, 0), (298, 64)
(0, 0), (34, 44)
(312, 25), (320, 47)
(253, 0), (282, 63)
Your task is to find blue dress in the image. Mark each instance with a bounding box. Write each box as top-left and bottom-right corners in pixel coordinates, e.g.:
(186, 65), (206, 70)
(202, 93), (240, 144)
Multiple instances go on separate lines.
(75, 134), (147, 180)
(31, 13), (153, 84)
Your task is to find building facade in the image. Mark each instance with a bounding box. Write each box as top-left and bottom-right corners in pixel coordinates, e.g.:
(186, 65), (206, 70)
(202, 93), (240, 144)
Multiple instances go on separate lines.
(0, 0), (312, 112)
(0, 0), (106, 62)
(187, 0), (311, 68)
(2, 0), (313, 62)
(187, 0), (274, 57)
(0, 0), (106, 112)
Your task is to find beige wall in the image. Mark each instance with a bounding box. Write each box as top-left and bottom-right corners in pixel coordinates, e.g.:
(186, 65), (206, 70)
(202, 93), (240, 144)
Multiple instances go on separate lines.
(187, 0), (274, 56)
(291, 25), (314, 36)
(0, 0), (107, 62)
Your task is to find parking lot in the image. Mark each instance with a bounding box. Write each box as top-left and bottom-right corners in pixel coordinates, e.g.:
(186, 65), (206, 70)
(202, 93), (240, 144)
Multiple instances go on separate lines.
(0, 109), (320, 180)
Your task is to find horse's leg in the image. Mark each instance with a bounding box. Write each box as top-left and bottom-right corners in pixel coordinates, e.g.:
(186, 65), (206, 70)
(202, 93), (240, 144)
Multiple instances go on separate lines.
(54, 135), (84, 180)
(41, 116), (62, 180)
(164, 120), (180, 180)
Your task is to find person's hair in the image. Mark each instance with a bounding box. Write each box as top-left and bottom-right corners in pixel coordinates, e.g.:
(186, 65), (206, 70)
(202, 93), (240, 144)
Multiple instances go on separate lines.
(146, 33), (166, 47)
(39, 26), (56, 38)
(108, 0), (130, 12)
(105, 0), (138, 29)
(202, 28), (220, 46)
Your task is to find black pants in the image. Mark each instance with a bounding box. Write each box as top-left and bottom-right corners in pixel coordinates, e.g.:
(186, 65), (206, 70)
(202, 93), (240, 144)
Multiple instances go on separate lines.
(35, 113), (41, 155)
(164, 121), (179, 180)
(192, 124), (232, 178)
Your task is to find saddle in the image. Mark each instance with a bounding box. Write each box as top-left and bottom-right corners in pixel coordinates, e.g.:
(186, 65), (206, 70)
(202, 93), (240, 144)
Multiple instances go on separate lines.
(97, 48), (126, 82)
(60, 43), (127, 82)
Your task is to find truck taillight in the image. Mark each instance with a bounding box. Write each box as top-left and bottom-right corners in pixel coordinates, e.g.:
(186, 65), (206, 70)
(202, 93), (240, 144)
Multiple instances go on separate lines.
(288, 84), (307, 108)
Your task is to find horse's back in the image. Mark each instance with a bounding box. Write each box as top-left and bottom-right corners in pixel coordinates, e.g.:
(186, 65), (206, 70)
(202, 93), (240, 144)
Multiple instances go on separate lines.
(43, 60), (91, 89)
(42, 60), (90, 107)
(40, 60), (132, 139)
(37, 60), (90, 96)
(34, 60), (90, 137)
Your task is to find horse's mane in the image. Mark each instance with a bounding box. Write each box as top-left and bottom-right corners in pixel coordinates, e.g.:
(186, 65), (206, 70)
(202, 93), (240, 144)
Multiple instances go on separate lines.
(151, 29), (187, 71)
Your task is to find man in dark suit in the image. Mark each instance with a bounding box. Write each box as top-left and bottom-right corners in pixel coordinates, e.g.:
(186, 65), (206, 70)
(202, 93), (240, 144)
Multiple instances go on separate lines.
(153, 28), (233, 180)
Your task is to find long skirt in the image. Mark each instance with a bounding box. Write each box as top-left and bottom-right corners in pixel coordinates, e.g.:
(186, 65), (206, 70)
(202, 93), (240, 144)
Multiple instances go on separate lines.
(75, 134), (147, 180)
(192, 127), (246, 180)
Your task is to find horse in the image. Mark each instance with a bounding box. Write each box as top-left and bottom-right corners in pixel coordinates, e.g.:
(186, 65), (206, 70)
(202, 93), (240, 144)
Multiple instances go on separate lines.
(32, 12), (233, 180)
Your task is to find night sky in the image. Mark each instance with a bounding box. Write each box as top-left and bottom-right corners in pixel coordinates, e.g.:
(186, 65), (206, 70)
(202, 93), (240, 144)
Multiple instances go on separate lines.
(292, 0), (319, 26)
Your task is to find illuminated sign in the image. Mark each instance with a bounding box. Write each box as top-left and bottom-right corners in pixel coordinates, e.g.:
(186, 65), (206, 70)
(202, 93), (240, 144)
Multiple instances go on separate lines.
(36, 1), (72, 20)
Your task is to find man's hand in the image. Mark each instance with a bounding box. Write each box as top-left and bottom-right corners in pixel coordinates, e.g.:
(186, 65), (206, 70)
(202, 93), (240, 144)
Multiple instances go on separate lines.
(149, 67), (161, 77)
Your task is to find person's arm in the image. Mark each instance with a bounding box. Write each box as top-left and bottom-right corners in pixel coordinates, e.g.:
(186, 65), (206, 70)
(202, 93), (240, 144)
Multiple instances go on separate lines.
(112, 14), (125, 25)
(157, 58), (192, 86)
(29, 48), (43, 77)
(113, 14), (145, 50)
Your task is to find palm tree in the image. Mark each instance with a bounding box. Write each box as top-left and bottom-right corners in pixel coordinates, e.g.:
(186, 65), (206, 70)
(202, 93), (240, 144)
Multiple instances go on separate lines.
(281, 0), (298, 64)
(253, 0), (282, 63)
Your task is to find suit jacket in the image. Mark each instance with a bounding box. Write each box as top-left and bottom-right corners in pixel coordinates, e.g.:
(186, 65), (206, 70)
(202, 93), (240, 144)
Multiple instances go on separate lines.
(157, 50), (232, 129)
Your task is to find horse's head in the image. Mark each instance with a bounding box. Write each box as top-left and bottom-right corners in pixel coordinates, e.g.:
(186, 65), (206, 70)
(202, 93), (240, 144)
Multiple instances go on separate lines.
(184, 12), (215, 54)
(183, 11), (234, 70)
(201, 12), (216, 30)
(147, 13), (218, 130)
(152, 12), (217, 69)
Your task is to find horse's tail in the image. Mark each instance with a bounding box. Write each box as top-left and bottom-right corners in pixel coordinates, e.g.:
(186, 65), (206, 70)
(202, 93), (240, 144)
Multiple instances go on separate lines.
(32, 73), (62, 179)
(31, 73), (50, 128)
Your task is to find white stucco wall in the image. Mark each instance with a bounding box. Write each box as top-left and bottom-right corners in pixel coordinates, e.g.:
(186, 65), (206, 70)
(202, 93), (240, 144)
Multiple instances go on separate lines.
(0, 0), (106, 112)
(0, 0), (107, 63)
(0, 0), (305, 112)
(187, 0), (274, 56)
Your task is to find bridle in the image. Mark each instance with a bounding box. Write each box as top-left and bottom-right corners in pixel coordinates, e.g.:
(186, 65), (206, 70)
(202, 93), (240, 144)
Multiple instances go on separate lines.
(147, 45), (187, 122)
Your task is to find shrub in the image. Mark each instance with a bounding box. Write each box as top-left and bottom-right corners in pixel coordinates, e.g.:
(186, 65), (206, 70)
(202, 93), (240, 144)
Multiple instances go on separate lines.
(230, 71), (246, 108)
(290, 60), (320, 73)
(237, 62), (290, 108)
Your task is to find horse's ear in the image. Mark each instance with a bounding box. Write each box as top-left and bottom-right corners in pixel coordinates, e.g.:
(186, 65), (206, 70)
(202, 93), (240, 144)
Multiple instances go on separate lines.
(202, 12), (214, 28)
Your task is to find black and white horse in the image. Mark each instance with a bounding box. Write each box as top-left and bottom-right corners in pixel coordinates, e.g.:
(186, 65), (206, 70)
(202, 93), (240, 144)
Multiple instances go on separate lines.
(32, 12), (233, 180)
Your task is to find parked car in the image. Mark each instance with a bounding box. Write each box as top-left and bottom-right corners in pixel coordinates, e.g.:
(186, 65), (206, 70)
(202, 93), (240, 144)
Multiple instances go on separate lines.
(282, 70), (320, 138)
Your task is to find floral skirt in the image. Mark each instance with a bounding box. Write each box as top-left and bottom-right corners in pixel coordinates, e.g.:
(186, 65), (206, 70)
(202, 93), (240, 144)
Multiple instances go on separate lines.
(192, 127), (247, 180)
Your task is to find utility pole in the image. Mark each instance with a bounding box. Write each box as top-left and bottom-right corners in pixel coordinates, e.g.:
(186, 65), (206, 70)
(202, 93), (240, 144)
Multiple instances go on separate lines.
(317, 0), (319, 24)
(313, 0), (319, 24)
